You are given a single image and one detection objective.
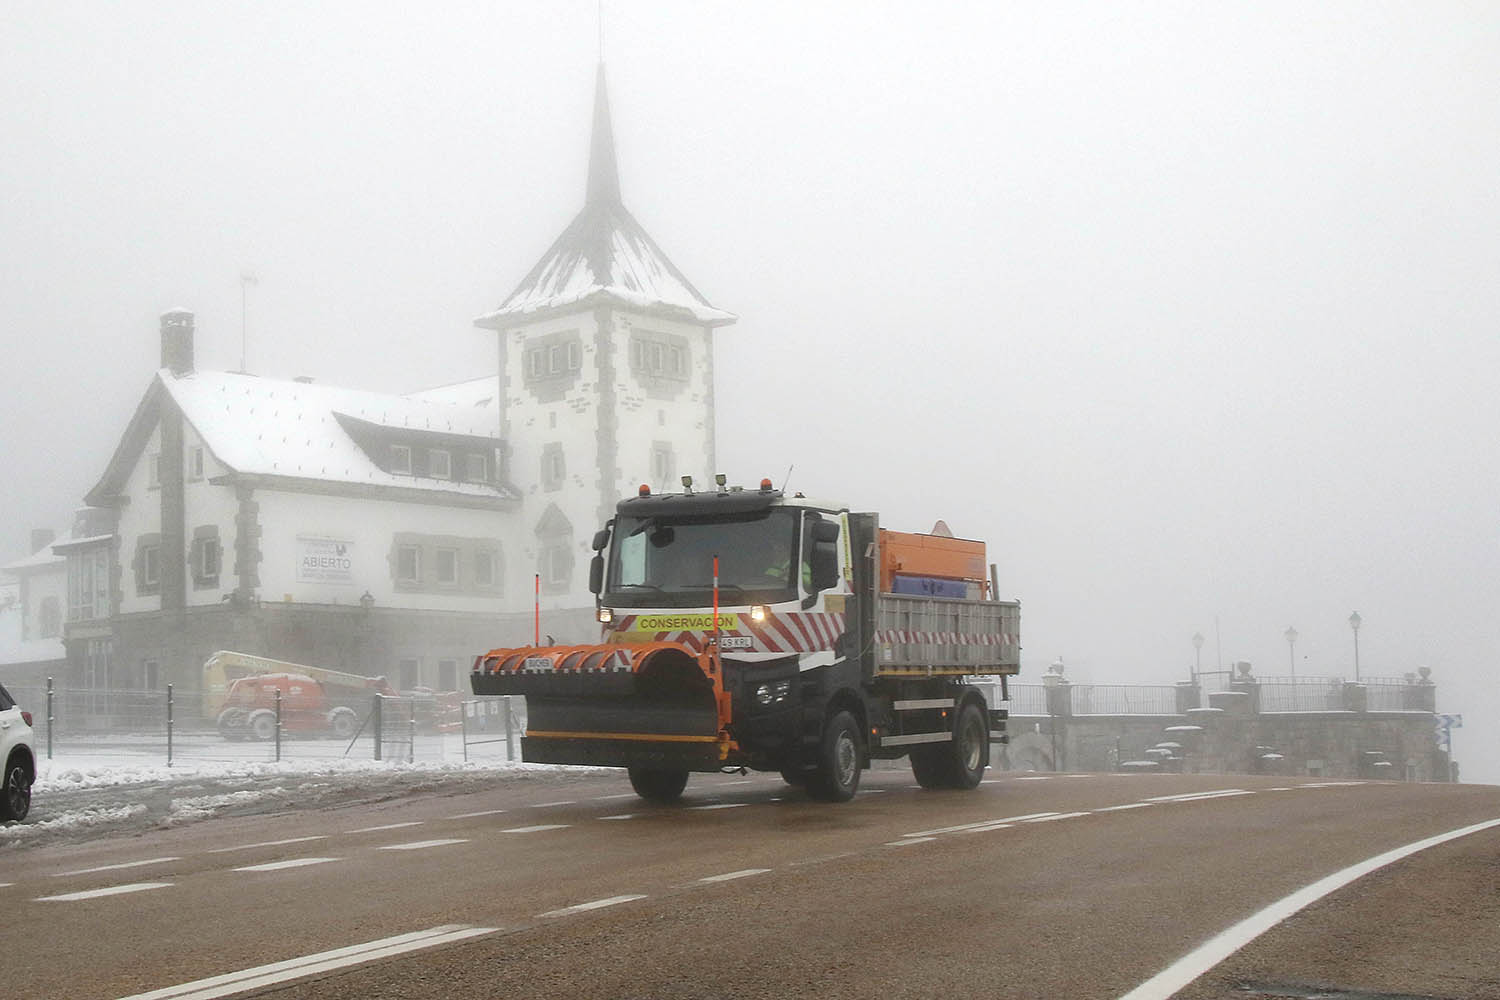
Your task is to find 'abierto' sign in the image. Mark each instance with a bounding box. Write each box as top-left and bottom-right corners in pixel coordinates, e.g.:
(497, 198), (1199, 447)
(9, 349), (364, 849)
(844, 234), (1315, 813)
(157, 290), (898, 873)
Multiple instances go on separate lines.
(297, 536), (354, 584)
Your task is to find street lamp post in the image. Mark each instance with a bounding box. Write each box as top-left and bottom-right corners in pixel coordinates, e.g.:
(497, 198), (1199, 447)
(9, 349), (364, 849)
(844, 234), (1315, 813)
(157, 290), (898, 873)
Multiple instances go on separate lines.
(1191, 632), (1204, 683)
(1348, 611), (1362, 681)
(1284, 626), (1298, 678)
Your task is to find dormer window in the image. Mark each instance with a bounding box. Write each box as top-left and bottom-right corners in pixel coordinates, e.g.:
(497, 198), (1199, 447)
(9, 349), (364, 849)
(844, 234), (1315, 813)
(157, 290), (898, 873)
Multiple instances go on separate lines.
(390, 444), (411, 475)
(189, 446), (204, 480)
(429, 449), (451, 479)
(464, 453), (488, 483)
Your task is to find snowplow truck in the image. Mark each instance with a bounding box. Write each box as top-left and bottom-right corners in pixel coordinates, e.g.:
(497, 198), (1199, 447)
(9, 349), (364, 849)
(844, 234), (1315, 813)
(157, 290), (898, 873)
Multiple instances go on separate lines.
(471, 479), (1020, 802)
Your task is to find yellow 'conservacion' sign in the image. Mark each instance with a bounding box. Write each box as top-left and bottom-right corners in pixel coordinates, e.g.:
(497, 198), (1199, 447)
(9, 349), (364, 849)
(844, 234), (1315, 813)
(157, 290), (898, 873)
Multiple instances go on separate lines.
(632, 613), (740, 632)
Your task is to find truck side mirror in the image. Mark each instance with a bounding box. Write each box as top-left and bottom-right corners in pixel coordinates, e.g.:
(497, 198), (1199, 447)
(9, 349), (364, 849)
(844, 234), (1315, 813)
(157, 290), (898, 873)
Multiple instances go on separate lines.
(809, 521), (841, 592)
(591, 528), (611, 552)
(589, 554), (605, 595)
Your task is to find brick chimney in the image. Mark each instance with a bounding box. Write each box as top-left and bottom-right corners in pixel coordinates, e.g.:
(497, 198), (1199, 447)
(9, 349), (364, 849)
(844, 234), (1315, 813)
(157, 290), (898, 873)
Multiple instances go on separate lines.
(160, 308), (195, 376)
(29, 528), (55, 554)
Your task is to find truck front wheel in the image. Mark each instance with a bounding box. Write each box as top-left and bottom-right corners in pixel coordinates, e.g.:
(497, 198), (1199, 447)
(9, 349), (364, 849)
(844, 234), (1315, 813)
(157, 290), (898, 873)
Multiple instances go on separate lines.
(807, 710), (862, 802)
(628, 767), (689, 803)
(948, 702), (988, 789)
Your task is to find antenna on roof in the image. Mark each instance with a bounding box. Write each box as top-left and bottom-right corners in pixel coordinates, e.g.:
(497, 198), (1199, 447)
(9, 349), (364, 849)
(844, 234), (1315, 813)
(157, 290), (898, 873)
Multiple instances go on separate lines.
(782, 464), (794, 494)
(598, 0), (605, 62)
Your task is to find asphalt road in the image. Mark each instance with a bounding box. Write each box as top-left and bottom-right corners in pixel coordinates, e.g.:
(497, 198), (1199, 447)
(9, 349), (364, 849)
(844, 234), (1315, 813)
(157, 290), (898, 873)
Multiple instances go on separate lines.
(6, 769), (1500, 1000)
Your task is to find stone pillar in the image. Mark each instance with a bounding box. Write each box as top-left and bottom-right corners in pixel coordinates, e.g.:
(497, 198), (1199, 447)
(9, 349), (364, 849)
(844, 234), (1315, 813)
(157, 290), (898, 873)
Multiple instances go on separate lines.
(1229, 660), (1260, 714)
(1174, 680), (1201, 715)
(1340, 682), (1367, 713)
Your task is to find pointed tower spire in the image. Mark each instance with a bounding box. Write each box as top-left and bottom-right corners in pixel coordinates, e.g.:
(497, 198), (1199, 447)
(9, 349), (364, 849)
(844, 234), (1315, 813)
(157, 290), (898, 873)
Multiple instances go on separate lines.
(586, 63), (621, 207)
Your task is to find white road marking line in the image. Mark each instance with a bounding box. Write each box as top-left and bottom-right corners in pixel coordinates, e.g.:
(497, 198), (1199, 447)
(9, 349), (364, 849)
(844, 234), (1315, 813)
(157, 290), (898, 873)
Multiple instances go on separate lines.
(857, 788), (887, 795)
(1118, 816), (1500, 1000)
(208, 835), (327, 854)
(598, 814), (635, 821)
(591, 792), (637, 801)
(376, 839), (469, 851)
(1096, 802), (1155, 812)
(532, 800), (577, 808)
(885, 837), (937, 846)
(699, 868), (771, 883)
(501, 824), (569, 834)
(955, 823), (1016, 835)
(0, 882), (12, 888)
(1266, 787), (1295, 792)
(115, 924), (497, 1000)
(346, 821), (424, 833)
(1022, 811), (1091, 823)
(1063, 773), (1092, 778)
(448, 808), (508, 819)
(538, 894), (647, 918)
(1301, 781), (1365, 788)
(689, 802), (748, 811)
(907, 812), (1059, 838)
(1145, 790), (1251, 803)
(36, 882), (172, 902)
(54, 857), (180, 878)
(768, 797), (783, 802)
(233, 858), (340, 873)
(1016, 776), (1052, 781)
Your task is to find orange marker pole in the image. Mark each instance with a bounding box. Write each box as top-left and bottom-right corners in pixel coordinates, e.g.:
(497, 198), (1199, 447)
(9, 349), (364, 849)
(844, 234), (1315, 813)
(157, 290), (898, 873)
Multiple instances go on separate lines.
(534, 573), (541, 647)
(712, 555), (720, 647)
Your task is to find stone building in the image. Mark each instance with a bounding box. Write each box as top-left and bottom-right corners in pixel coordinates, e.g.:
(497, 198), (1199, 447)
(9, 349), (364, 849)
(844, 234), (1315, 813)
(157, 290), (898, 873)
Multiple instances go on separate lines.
(50, 65), (733, 712)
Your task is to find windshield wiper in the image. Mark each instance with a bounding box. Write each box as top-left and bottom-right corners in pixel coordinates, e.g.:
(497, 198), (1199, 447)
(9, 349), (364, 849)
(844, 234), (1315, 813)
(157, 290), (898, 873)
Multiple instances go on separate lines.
(616, 582), (666, 592)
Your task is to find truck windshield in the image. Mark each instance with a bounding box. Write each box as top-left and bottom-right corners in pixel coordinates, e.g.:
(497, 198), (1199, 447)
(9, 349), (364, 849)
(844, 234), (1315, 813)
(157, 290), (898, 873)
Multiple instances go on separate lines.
(607, 509), (800, 607)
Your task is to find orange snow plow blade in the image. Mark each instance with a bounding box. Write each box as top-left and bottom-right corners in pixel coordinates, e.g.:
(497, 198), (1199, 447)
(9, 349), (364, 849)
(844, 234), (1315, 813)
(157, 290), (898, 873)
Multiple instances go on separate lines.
(469, 642), (735, 770)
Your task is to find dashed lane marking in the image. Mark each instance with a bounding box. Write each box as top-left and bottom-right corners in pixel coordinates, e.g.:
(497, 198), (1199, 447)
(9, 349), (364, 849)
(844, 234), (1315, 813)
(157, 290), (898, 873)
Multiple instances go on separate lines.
(1118, 816), (1500, 1000)
(1096, 802), (1155, 812)
(906, 812), (1059, 838)
(447, 809), (508, 819)
(590, 793), (637, 801)
(598, 814), (635, 821)
(885, 837), (938, 847)
(501, 824), (570, 834)
(699, 869), (771, 883)
(1145, 790), (1251, 803)
(376, 839), (469, 851)
(36, 882), (172, 903)
(55, 857), (181, 878)
(532, 800), (577, 808)
(233, 858), (341, 873)
(955, 823), (1016, 835)
(346, 821), (424, 834)
(538, 894), (647, 918)
(689, 802), (748, 811)
(0, 882), (13, 888)
(1301, 781), (1365, 788)
(1021, 811), (1091, 823)
(1015, 776), (1052, 781)
(856, 788), (887, 795)
(208, 836), (327, 854)
(115, 924), (498, 1000)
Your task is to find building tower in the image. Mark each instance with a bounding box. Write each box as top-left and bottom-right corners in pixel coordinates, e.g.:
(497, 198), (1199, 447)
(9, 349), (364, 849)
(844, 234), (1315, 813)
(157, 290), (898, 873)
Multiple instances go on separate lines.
(475, 65), (735, 631)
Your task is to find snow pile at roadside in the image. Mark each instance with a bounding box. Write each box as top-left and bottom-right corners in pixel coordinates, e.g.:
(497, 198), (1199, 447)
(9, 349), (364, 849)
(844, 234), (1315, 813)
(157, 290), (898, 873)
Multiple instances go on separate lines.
(34, 754), (594, 793)
(1, 803), (148, 842)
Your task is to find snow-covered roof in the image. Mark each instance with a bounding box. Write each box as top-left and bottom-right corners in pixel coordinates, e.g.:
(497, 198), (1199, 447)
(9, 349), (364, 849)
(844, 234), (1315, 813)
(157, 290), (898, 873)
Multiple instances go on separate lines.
(87, 370), (517, 506)
(1, 529), (69, 574)
(407, 375), (501, 408)
(475, 65), (735, 330)
(164, 371), (507, 495)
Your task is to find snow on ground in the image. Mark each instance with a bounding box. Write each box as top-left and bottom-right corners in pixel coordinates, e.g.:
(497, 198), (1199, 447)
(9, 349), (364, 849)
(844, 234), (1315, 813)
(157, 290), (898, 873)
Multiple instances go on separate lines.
(4, 747), (614, 851)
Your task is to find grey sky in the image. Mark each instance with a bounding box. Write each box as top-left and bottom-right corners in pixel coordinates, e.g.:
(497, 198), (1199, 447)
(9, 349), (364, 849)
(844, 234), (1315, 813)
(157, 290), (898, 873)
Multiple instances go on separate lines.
(3, 3), (1496, 778)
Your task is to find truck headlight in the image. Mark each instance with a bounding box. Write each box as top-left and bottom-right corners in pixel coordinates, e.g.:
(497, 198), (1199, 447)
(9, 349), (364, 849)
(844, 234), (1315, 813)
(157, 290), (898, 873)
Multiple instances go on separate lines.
(750, 605), (768, 622)
(755, 680), (791, 706)
(597, 607), (614, 623)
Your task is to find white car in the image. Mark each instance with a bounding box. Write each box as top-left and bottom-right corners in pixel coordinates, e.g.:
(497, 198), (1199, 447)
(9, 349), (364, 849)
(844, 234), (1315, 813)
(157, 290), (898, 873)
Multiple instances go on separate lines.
(0, 681), (36, 822)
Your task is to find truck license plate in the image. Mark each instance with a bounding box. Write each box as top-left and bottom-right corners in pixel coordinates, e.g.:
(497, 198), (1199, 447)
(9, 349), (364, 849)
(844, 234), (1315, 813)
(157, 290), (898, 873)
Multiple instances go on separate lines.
(522, 656), (554, 671)
(718, 636), (753, 650)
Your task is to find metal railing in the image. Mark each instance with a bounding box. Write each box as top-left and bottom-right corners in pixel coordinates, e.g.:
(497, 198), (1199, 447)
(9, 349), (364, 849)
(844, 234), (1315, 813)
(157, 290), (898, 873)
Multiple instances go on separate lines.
(1255, 677), (1345, 713)
(1070, 684), (1180, 716)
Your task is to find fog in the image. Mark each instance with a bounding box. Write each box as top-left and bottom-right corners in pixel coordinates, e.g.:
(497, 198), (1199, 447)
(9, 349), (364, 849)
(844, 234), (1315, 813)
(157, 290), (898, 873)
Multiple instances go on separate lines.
(2, 4), (1495, 780)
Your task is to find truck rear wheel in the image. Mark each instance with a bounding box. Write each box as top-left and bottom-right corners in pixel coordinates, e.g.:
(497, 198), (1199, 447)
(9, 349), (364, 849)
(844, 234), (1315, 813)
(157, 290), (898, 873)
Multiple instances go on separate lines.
(328, 707), (357, 740)
(628, 767), (689, 803)
(807, 710), (862, 802)
(909, 745), (950, 789)
(248, 709), (277, 742)
(948, 702), (988, 789)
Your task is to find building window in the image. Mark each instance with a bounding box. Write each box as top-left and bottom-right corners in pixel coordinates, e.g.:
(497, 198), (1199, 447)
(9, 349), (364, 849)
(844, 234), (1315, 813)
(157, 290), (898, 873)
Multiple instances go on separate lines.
(38, 596), (61, 638)
(435, 547), (459, 585)
(670, 345), (686, 376)
(437, 659), (459, 692)
(464, 453), (488, 483)
(567, 342), (580, 370)
(390, 444), (412, 475)
(630, 332), (690, 382)
(398, 658), (419, 691)
(475, 550), (495, 587)
(189, 446), (204, 480)
(143, 660), (160, 690)
(650, 443), (676, 489)
(529, 350), (545, 378)
(429, 449), (451, 479)
(143, 545), (160, 587)
(200, 538), (220, 579)
(541, 443), (565, 492)
(149, 453), (161, 488)
(70, 548), (110, 621)
(540, 544), (570, 587)
(397, 545), (421, 583)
